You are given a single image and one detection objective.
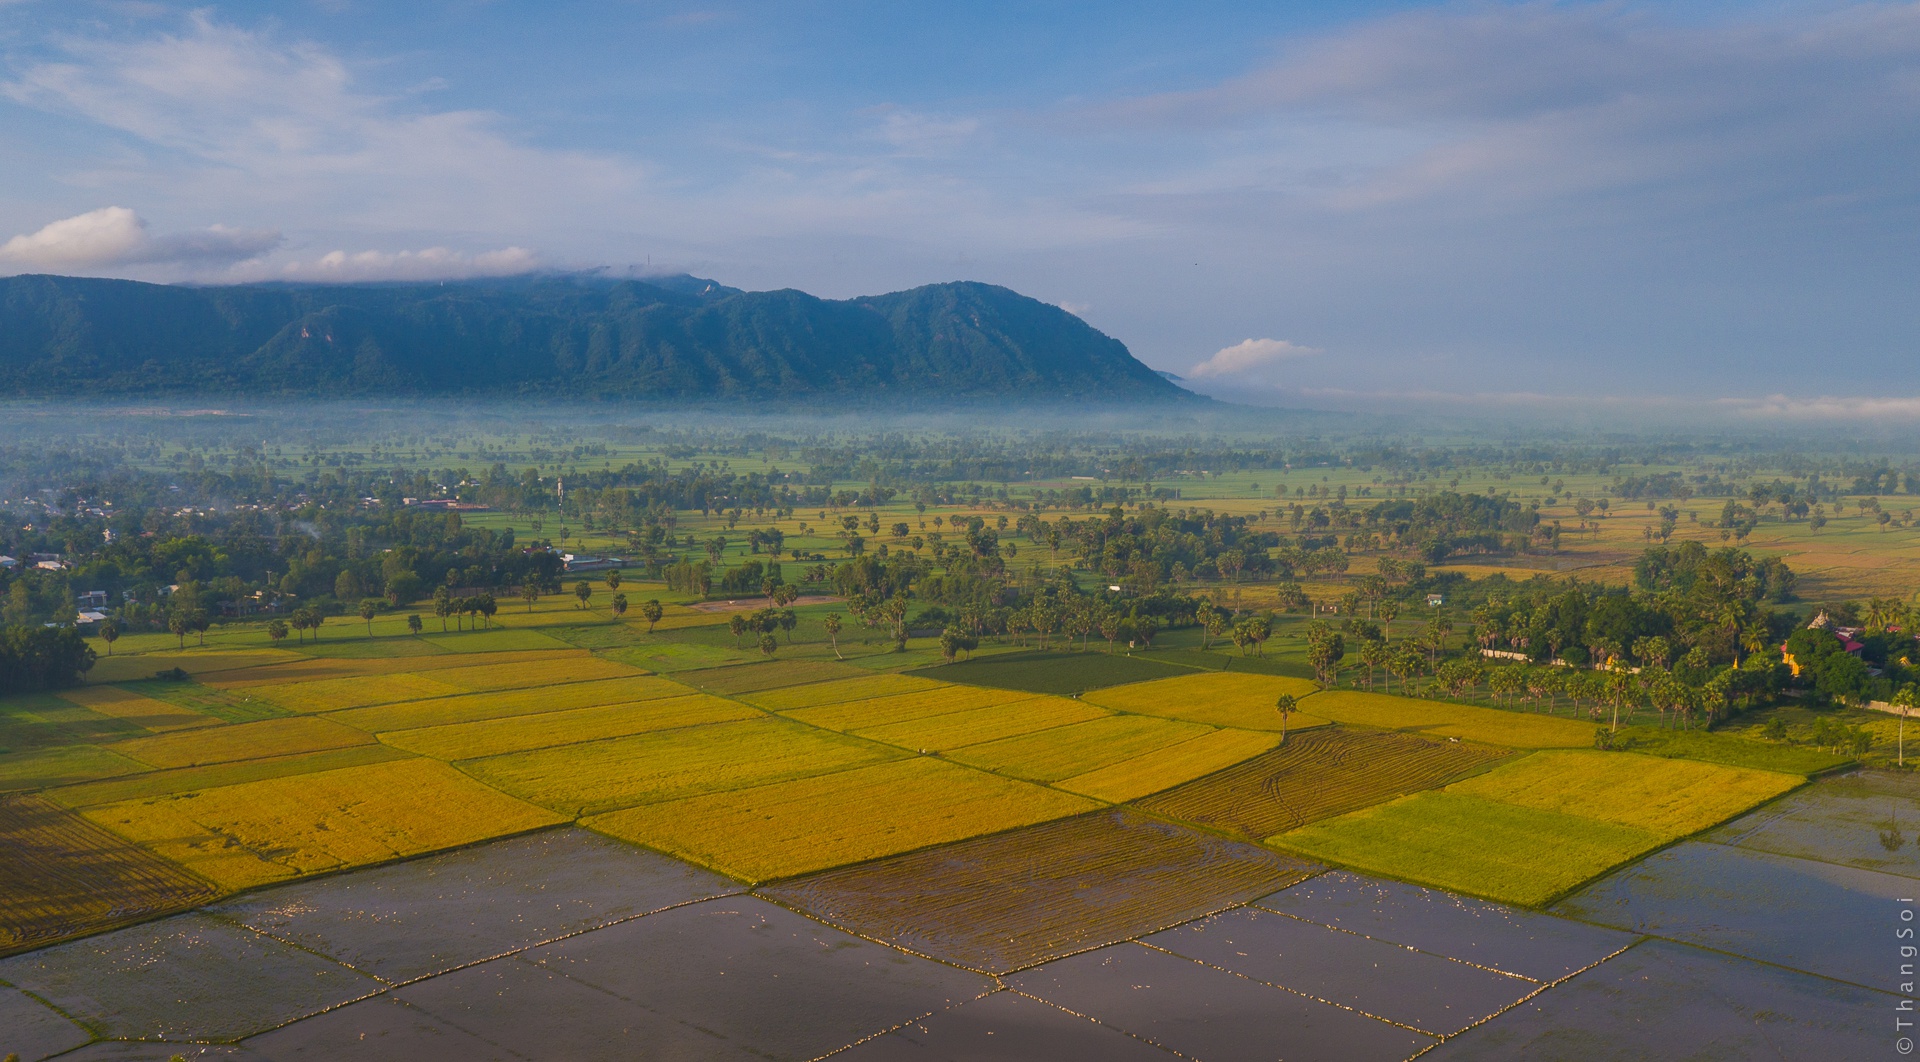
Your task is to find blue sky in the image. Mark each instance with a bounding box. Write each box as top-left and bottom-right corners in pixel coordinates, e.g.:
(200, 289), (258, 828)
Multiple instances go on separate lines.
(2, 1), (1916, 415)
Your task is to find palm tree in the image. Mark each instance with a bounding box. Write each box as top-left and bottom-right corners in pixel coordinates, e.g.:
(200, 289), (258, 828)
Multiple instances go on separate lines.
(824, 613), (844, 659)
(1275, 694), (1297, 745)
(406, 614), (423, 636)
(99, 619), (119, 656)
(521, 584), (540, 613)
(267, 618), (288, 646)
(359, 598), (379, 636)
(574, 580), (593, 610)
(759, 633), (779, 657)
(729, 613), (747, 647)
(606, 570), (622, 592)
(611, 593), (628, 619)
(642, 599), (664, 633)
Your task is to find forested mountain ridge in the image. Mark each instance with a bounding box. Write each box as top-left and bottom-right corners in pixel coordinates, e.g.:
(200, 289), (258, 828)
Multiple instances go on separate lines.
(0, 274), (1191, 402)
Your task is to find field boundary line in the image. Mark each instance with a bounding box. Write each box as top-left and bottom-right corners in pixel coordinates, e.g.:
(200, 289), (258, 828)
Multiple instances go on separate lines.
(1403, 937), (1643, 1055)
(804, 986), (1002, 1060)
(1000, 987), (1195, 1059)
(1242, 906), (1543, 984)
(1134, 939), (1441, 1039)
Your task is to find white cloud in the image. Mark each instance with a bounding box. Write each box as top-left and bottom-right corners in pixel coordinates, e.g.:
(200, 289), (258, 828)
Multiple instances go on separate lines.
(1188, 337), (1319, 378)
(0, 206), (281, 272)
(1716, 394), (1920, 420)
(258, 246), (539, 282)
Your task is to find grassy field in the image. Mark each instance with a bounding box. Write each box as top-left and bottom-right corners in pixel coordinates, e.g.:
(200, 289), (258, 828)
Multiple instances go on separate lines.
(1273, 791), (1665, 906)
(587, 757), (1099, 882)
(1084, 671), (1325, 731)
(0, 745), (147, 792)
(248, 672), (467, 713)
(83, 757), (564, 891)
(1300, 690), (1596, 748)
(417, 655), (646, 692)
(684, 659), (869, 695)
(54, 686), (220, 732)
(459, 717), (906, 816)
(1136, 728), (1512, 838)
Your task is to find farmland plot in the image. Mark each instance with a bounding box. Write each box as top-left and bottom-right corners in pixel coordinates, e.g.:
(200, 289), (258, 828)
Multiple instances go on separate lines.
(1056, 727), (1284, 804)
(761, 809), (1316, 972)
(380, 694), (760, 761)
(740, 673), (944, 712)
(114, 716), (374, 769)
(204, 649), (582, 690)
(945, 714), (1213, 783)
(686, 659), (868, 695)
(418, 655), (645, 692)
(1136, 729), (1512, 838)
(1085, 671), (1323, 731)
(85, 758), (563, 891)
(247, 672), (466, 713)
(55, 685), (218, 732)
(589, 757), (1098, 882)
(783, 684), (1027, 732)
(47, 745), (410, 808)
(328, 674), (690, 732)
(0, 745), (147, 792)
(0, 794), (214, 952)
(461, 717), (903, 816)
(1301, 690), (1594, 748)
(852, 696), (1110, 752)
(1450, 751), (1801, 836)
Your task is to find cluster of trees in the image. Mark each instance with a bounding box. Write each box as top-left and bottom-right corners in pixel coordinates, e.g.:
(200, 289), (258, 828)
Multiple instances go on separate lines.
(0, 624), (94, 693)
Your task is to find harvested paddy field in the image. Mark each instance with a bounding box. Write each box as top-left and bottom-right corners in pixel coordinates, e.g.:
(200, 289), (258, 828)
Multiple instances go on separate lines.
(379, 693), (759, 761)
(589, 757), (1098, 881)
(83, 757), (563, 891)
(86, 649), (299, 684)
(1301, 690), (1595, 748)
(852, 696), (1109, 751)
(915, 650), (1196, 695)
(1274, 791), (1665, 906)
(0, 794), (214, 952)
(326, 673), (689, 732)
(1084, 670), (1324, 731)
(113, 715), (374, 768)
(761, 808), (1317, 972)
(202, 649), (585, 690)
(460, 717), (903, 816)
(741, 672), (944, 711)
(1136, 728), (1513, 838)
(1055, 728), (1283, 803)
(945, 714), (1215, 783)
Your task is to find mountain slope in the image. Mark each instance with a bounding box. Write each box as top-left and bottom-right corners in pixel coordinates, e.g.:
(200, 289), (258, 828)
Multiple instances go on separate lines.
(0, 274), (1188, 402)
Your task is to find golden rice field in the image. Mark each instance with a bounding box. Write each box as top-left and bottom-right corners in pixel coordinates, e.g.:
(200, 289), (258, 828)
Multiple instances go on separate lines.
(328, 674), (691, 732)
(783, 684), (1027, 732)
(84, 758), (563, 891)
(1449, 751), (1803, 836)
(417, 655), (645, 692)
(852, 697), (1110, 752)
(1055, 728), (1283, 803)
(1084, 671), (1324, 731)
(946, 715), (1215, 783)
(0, 794), (215, 952)
(248, 672), (466, 713)
(55, 686), (217, 732)
(48, 746), (411, 809)
(0, 745), (147, 792)
(113, 716), (374, 769)
(379, 694), (760, 761)
(460, 717), (906, 816)
(742, 673), (945, 712)
(1300, 690), (1595, 748)
(588, 757), (1099, 882)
